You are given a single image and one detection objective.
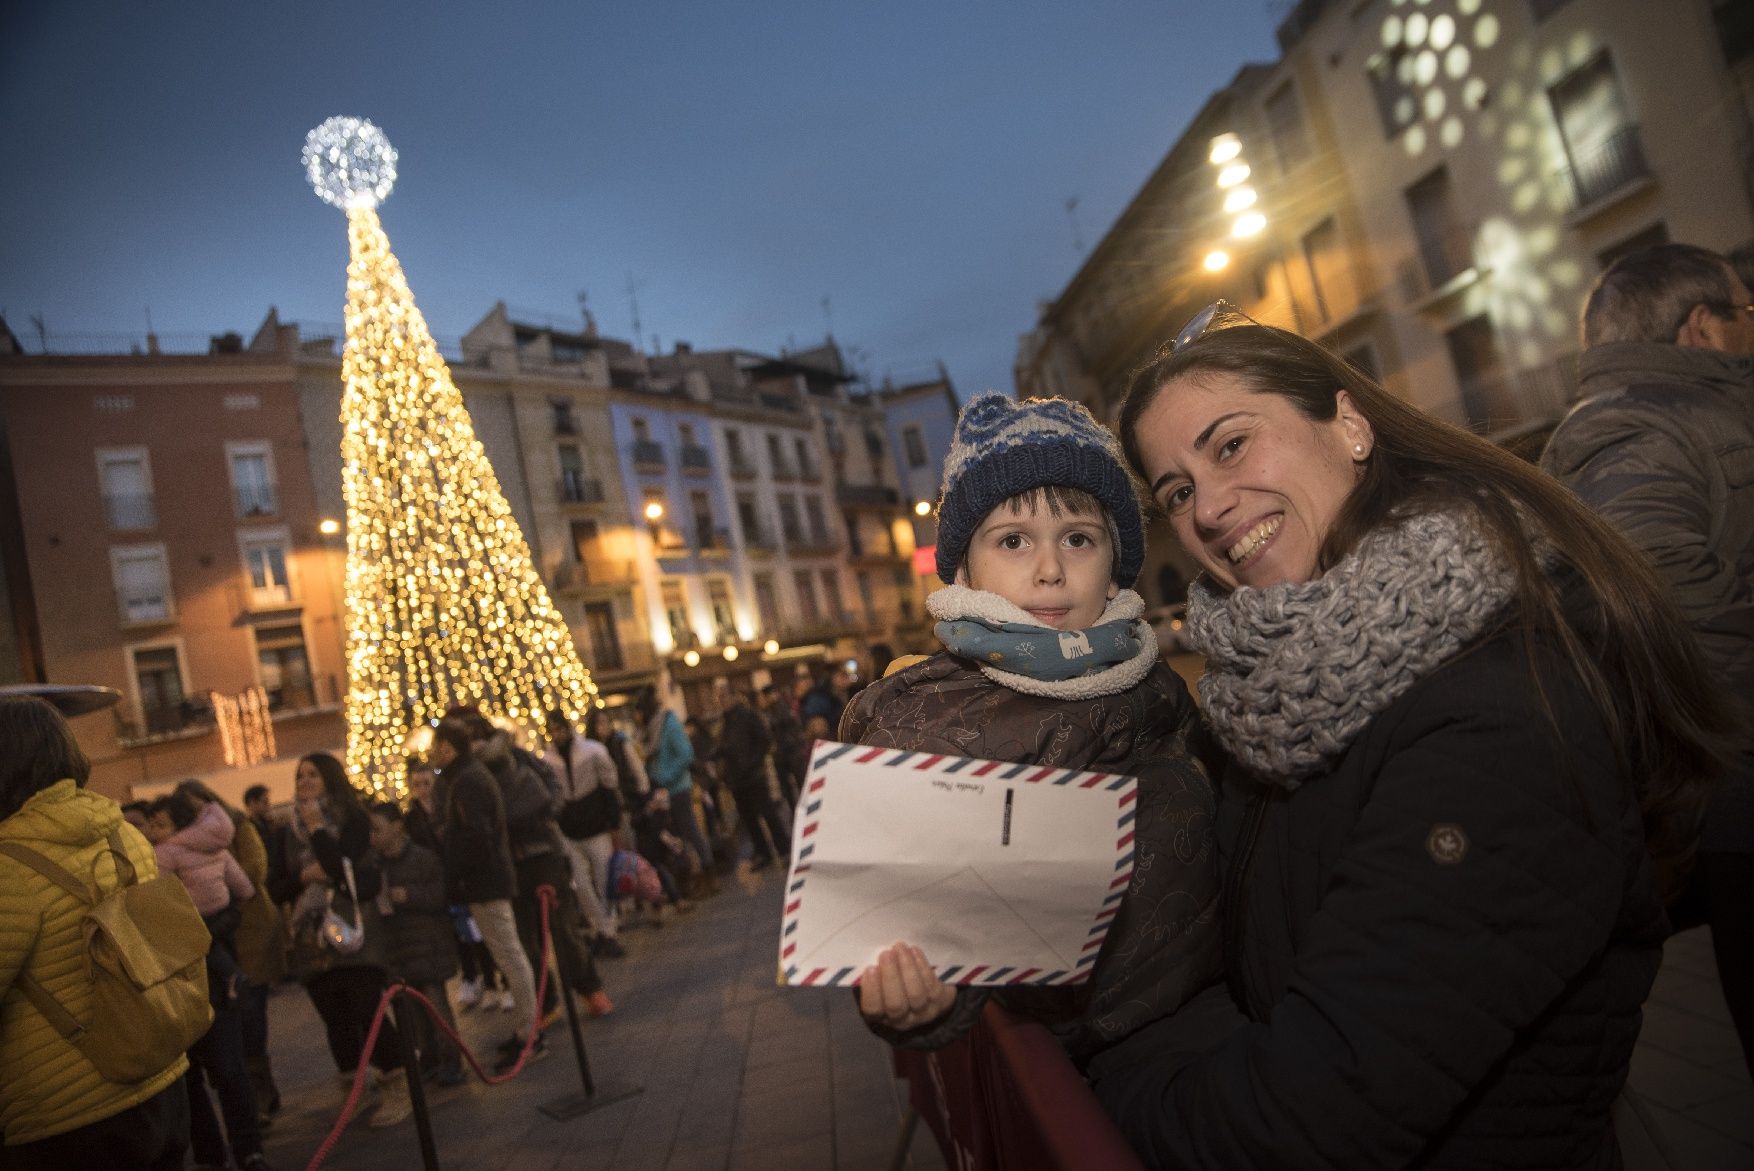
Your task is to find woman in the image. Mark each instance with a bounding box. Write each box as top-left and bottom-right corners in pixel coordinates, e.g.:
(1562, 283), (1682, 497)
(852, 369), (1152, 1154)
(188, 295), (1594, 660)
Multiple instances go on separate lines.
(635, 686), (715, 895)
(1095, 308), (1730, 1168)
(175, 779), (286, 1123)
(270, 752), (410, 1129)
(0, 696), (190, 1168)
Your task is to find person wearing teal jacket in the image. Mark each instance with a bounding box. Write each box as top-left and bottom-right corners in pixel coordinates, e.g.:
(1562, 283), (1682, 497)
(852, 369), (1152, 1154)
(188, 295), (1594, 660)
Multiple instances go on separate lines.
(634, 688), (715, 894)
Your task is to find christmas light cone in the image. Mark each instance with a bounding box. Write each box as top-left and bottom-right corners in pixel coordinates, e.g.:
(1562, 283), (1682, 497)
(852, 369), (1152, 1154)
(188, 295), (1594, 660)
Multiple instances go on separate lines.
(306, 117), (596, 793)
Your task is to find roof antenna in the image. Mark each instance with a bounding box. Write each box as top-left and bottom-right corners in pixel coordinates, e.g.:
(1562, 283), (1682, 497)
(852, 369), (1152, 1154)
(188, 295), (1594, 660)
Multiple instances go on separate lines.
(1065, 196), (1086, 254)
(625, 272), (644, 353)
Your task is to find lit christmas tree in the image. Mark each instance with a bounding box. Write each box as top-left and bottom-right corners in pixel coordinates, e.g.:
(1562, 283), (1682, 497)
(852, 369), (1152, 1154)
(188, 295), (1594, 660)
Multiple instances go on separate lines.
(304, 117), (597, 793)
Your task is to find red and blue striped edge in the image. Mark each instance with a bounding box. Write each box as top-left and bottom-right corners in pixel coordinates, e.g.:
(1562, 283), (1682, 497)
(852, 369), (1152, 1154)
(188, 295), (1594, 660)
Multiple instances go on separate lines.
(778, 739), (1138, 988)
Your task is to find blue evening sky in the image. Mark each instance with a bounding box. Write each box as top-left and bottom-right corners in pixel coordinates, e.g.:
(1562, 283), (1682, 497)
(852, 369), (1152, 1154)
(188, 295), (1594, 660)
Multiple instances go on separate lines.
(0, 1), (1279, 399)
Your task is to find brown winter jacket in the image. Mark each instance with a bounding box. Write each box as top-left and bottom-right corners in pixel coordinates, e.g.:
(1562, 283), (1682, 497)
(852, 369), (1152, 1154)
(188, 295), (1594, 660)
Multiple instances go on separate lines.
(840, 651), (1222, 1067)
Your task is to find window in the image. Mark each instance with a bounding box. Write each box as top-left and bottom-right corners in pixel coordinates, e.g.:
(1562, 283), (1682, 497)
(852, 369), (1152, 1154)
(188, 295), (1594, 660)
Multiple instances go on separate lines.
(1548, 52), (1647, 209)
(112, 544), (172, 624)
(679, 423), (696, 446)
(795, 436), (815, 476)
(660, 580), (692, 647)
(752, 573), (781, 634)
(844, 511), (863, 557)
(1405, 167), (1472, 293)
(804, 497), (829, 544)
(130, 645), (188, 734)
(1366, 46), (1416, 138)
(255, 622), (313, 708)
(583, 601), (624, 671)
(1444, 315), (1510, 431)
(228, 443), (277, 518)
(1302, 218), (1345, 325)
(736, 495), (764, 546)
(768, 433), (791, 477)
(820, 569), (847, 619)
(569, 519), (599, 565)
(856, 571), (877, 624)
(551, 399), (577, 434)
(862, 429), (884, 458)
(893, 567), (916, 620)
(691, 490), (716, 549)
(1265, 81), (1313, 172)
(240, 533), (293, 606)
(631, 417), (651, 442)
(1343, 343), (1382, 383)
(707, 578), (738, 643)
(97, 448), (155, 530)
(777, 494), (802, 543)
(792, 570), (822, 621)
(902, 425), (928, 469)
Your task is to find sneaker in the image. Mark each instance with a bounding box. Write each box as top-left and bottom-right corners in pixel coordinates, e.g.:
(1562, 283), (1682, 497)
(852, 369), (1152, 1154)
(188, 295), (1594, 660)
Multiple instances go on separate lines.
(495, 989), (516, 1012)
(492, 1034), (548, 1075)
(585, 990), (614, 1018)
(591, 935), (627, 959)
(455, 977), (483, 1011)
(369, 1070), (412, 1129)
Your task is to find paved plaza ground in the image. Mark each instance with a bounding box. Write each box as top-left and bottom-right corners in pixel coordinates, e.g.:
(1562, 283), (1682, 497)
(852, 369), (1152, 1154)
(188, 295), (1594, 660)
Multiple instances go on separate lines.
(257, 862), (1753, 1171)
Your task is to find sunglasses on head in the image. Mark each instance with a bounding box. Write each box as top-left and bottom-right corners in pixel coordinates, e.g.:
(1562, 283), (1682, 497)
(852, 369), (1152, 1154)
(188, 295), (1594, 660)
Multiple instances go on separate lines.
(1169, 299), (1258, 352)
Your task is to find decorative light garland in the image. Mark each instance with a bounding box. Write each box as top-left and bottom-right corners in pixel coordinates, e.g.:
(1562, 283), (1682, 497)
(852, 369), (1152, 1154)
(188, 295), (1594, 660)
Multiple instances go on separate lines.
(306, 117), (597, 795)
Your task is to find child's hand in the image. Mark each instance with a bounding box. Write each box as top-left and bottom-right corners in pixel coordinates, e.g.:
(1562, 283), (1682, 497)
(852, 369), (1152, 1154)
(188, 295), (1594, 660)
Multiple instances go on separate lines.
(858, 943), (956, 1031)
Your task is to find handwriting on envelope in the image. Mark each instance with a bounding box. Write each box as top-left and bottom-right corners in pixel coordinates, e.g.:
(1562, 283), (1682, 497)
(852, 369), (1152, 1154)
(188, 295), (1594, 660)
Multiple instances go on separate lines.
(779, 741), (1136, 988)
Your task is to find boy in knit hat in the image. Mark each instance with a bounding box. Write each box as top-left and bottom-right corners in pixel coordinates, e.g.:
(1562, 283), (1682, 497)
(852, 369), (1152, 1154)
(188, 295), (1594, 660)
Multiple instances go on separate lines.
(846, 392), (1221, 1068)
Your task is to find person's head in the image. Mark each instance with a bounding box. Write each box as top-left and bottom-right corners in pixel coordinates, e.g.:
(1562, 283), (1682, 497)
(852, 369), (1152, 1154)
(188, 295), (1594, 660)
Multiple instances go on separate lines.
(367, 800), (407, 857)
(933, 393), (1142, 629)
(1581, 243), (1754, 355)
(295, 751), (359, 815)
(146, 791), (198, 842)
(803, 715), (831, 740)
(584, 707), (613, 743)
(634, 686), (660, 724)
(405, 760), (436, 807)
(1120, 306), (1734, 898)
(242, 784), (271, 820)
(545, 709), (574, 747)
(121, 800), (152, 834)
(174, 777), (235, 820)
(429, 719), (473, 769)
(0, 696), (91, 822)
(792, 674), (813, 702)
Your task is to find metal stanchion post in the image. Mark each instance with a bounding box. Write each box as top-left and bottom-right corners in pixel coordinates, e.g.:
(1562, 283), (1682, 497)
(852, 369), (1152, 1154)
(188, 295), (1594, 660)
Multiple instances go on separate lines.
(535, 884), (643, 1120)
(390, 989), (442, 1171)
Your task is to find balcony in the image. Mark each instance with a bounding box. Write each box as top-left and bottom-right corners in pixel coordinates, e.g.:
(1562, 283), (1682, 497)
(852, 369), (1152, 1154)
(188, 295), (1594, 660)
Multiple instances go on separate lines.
(789, 531), (842, 555)
(587, 638), (660, 678)
(1400, 222), (1479, 306)
(837, 484), (900, 510)
(741, 527), (777, 556)
(137, 698), (214, 738)
(695, 524), (733, 555)
(104, 492), (157, 530)
(559, 472), (605, 505)
(681, 444), (712, 475)
(235, 483), (279, 519)
(1561, 125), (1653, 219)
(630, 439), (666, 470)
(551, 556), (639, 592)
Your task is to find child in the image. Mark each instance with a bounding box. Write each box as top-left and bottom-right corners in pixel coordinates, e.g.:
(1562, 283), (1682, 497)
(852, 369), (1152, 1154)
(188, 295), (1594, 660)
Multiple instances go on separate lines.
(148, 791), (252, 998)
(847, 392), (1221, 1068)
(367, 802), (466, 1090)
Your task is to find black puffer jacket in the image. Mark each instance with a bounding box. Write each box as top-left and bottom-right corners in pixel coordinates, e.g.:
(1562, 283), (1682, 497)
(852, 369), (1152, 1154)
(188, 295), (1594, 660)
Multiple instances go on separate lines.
(1091, 629), (1668, 1170)
(376, 841), (458, 986)
(841, 652), (1222, 1068)
(436, 753), (517, 905)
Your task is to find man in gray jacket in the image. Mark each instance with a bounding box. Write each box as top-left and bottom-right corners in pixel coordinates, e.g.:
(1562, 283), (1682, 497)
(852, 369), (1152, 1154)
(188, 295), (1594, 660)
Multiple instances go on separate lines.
(1542, 241), (1754, 1079)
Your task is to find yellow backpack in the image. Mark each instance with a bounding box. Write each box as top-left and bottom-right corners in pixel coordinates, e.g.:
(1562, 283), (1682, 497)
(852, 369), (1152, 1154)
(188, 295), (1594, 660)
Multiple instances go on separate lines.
(0, 828), (213, 1083)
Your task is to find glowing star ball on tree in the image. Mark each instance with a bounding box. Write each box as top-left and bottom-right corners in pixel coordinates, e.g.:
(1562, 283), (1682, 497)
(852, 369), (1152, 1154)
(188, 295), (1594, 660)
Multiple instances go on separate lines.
(303, 116), (598, 794)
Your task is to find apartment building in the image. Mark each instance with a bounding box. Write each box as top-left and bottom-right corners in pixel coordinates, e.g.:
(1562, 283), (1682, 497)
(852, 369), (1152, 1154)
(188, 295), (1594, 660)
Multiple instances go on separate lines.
(1020, 0), (1754, 595)
(0, 325), (345, 798)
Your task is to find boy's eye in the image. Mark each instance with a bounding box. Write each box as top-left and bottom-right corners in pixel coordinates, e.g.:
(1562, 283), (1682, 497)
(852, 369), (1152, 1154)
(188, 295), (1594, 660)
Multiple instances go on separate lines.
(1064, 531), (1093, 548)
(998, 533), (1026, 550)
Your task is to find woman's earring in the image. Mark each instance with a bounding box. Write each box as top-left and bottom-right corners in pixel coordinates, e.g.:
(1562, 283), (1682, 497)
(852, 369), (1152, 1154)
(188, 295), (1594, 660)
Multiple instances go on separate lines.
(1353, 443), (1366, 457)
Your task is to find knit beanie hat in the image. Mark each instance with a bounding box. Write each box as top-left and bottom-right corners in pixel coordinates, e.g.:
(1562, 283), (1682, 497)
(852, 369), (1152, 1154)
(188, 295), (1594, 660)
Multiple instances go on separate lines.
(934, 393), (1143, 587)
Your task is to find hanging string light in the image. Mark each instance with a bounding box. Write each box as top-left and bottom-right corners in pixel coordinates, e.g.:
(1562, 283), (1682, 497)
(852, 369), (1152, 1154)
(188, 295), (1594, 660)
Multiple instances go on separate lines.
(304, 116), (597, 795)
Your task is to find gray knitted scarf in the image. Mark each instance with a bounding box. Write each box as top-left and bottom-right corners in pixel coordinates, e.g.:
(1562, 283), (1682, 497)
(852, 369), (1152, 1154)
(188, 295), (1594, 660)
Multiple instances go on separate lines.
(1185, 510), (1516, 786)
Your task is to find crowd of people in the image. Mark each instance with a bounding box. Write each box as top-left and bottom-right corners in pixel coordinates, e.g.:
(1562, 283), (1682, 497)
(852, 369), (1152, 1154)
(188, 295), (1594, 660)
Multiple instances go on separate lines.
(1, 675), (836, 1169)
(2, 241), (1750, 1171)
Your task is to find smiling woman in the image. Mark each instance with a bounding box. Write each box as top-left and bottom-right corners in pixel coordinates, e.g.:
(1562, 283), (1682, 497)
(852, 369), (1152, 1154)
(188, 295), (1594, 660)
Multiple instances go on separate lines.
(1093, 310), (1736, 1169)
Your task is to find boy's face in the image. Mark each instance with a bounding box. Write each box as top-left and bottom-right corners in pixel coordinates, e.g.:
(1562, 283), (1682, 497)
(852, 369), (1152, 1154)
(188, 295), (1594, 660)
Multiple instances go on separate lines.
(145, 811), (176, 844)
(245, 794), (269, 819)
(961, 497), (1118, 630)
(370, 813), (406, 857)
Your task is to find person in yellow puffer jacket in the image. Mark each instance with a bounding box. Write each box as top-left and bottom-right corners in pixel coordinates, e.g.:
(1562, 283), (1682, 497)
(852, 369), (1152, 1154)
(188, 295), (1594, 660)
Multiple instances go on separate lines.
(0, 696), (190, 1168)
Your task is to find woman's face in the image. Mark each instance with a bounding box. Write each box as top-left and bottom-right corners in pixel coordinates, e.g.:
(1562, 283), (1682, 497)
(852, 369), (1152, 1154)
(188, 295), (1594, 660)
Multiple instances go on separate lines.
(294, 759), (324, 802)
(1131, 372), (1370, 590)
(408, 768), (434, 805)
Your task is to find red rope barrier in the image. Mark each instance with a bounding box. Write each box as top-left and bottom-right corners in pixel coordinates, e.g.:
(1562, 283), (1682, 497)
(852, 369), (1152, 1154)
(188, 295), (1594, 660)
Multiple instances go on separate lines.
(303, 886), (561, 1171)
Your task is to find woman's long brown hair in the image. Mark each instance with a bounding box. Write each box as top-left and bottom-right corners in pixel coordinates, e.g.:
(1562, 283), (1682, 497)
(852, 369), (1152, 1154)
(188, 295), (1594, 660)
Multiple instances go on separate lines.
(1119, 318), (1732, 900)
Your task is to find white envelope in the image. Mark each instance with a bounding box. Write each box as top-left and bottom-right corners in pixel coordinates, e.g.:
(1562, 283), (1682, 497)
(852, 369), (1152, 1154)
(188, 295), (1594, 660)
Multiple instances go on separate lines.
(778, 740), (1136, 988)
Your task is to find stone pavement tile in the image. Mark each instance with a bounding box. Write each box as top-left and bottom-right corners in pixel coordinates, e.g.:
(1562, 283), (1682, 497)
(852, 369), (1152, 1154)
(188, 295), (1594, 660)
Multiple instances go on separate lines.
(1629, 1043), (1750, 1112)
(727, 1131), (834, 1171)
(1639, 1000), (1750, 1077)
(1645, 1102), (1754, 1171)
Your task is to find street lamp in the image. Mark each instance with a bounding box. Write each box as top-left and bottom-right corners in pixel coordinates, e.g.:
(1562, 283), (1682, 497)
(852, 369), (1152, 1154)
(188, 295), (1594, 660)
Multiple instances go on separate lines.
(763, 639), (780, 655)
(644, 501), (665, 523)
(913, 500), (931, 517)
(318, 517), (341, 536)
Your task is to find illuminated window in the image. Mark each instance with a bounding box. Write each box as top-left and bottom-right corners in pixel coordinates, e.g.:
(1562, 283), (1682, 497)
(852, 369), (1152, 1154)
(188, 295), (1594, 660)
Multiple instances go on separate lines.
(583, 601), (624, 671)
(661, 580), (692, 647)
(707, 578), (737, 643)
(240, 533), (294, 607)
(255, 622), (313, 708)
(130, 645), (188, 734)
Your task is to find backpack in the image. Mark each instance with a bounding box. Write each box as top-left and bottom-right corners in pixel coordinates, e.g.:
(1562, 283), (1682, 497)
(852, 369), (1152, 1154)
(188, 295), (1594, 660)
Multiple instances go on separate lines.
(606, 849), (663, 904)
(0, 828), (214, 1083)
(499, 751), (559, 836)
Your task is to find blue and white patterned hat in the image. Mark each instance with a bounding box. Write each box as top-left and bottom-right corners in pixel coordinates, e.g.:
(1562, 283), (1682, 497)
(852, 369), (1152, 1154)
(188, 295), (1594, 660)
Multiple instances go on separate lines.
(934, 393), (1143, 587)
